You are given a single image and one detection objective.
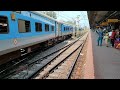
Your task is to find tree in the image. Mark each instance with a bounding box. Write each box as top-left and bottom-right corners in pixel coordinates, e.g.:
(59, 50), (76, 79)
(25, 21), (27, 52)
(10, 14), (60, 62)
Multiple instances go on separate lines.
(45, 11), (57, 19)
(35, 11), (57, 19)
(53, 12), (57, 19)
(66, 20), (75, 25)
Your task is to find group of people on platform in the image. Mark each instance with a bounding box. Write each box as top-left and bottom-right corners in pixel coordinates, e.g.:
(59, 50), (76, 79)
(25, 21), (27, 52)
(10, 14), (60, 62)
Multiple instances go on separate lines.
(95, 27), (120, 49)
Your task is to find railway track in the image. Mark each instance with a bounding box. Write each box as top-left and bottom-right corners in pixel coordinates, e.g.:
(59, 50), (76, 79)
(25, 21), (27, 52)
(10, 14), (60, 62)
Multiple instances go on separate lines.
(0, 33), (86, 79)
(34, 33), (88, 79)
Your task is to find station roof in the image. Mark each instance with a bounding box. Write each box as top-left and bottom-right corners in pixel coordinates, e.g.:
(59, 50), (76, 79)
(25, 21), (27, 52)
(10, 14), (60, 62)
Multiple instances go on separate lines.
(87, 11), (120, 27)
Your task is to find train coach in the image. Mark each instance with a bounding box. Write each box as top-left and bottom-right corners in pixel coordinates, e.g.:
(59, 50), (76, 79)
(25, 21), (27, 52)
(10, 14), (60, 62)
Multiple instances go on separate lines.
(0, 11), (73, 65)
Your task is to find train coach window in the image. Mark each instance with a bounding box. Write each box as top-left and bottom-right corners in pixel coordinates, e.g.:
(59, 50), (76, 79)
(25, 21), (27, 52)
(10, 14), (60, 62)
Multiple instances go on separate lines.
(51, 26), (54, 31)
(0, 16), (9, 34)
(64, 27), (65, 31)
(45, 24), (49, 32)
(35, 22), (42, 32)
(66, 27), (67, 31)
(18, 19), (31, 33)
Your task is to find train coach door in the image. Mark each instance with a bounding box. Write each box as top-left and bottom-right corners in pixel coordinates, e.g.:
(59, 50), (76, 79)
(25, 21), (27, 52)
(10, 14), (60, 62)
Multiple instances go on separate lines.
(58, 23), (62, 36)
(55, 22), (59, 37)
(55, 22), (62, 37)
(61, 24), (62, 36)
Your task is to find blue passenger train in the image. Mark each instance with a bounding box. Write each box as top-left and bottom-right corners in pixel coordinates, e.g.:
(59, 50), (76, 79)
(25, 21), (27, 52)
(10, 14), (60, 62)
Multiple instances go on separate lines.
(0, 11), (74, 65)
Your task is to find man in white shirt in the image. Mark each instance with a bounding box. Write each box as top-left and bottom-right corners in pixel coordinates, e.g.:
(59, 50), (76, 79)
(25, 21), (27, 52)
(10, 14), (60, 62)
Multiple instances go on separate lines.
(109, 30), (112, 45)
(109, 31), (112, 37)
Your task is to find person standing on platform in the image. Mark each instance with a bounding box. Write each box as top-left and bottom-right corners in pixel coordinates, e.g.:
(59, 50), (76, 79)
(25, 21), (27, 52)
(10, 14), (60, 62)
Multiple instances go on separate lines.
(97, 27), (104, 46)
(108, 30), (112, 45)
(110, 29), (116, 47)
(114, 29), (120, 48)
(103, 31), (109, 47)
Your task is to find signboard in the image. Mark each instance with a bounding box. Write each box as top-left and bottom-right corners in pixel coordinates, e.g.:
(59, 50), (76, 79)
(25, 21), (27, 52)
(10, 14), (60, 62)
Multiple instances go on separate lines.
(13, 39), (18, 45)
(107, 19), (118, 23)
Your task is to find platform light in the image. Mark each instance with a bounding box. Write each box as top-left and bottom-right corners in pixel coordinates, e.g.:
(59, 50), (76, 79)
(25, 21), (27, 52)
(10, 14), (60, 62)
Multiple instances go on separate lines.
(100, 22), (108, 26)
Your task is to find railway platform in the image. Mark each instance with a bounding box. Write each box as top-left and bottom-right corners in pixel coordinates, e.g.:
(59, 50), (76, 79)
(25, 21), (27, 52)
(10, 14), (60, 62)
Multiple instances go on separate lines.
(84, 30), (120, 79)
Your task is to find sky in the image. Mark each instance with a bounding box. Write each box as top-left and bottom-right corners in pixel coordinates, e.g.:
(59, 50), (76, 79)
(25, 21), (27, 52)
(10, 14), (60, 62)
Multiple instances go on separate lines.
(55, 11), (90, 28)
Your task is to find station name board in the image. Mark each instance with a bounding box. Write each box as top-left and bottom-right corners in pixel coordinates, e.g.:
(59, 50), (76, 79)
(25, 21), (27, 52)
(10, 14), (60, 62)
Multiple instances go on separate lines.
(107, 19), (118, 22)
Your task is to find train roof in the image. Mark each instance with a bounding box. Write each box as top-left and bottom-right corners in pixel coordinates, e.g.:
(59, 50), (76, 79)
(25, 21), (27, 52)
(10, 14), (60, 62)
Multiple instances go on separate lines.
(14, 11), (75, 27)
